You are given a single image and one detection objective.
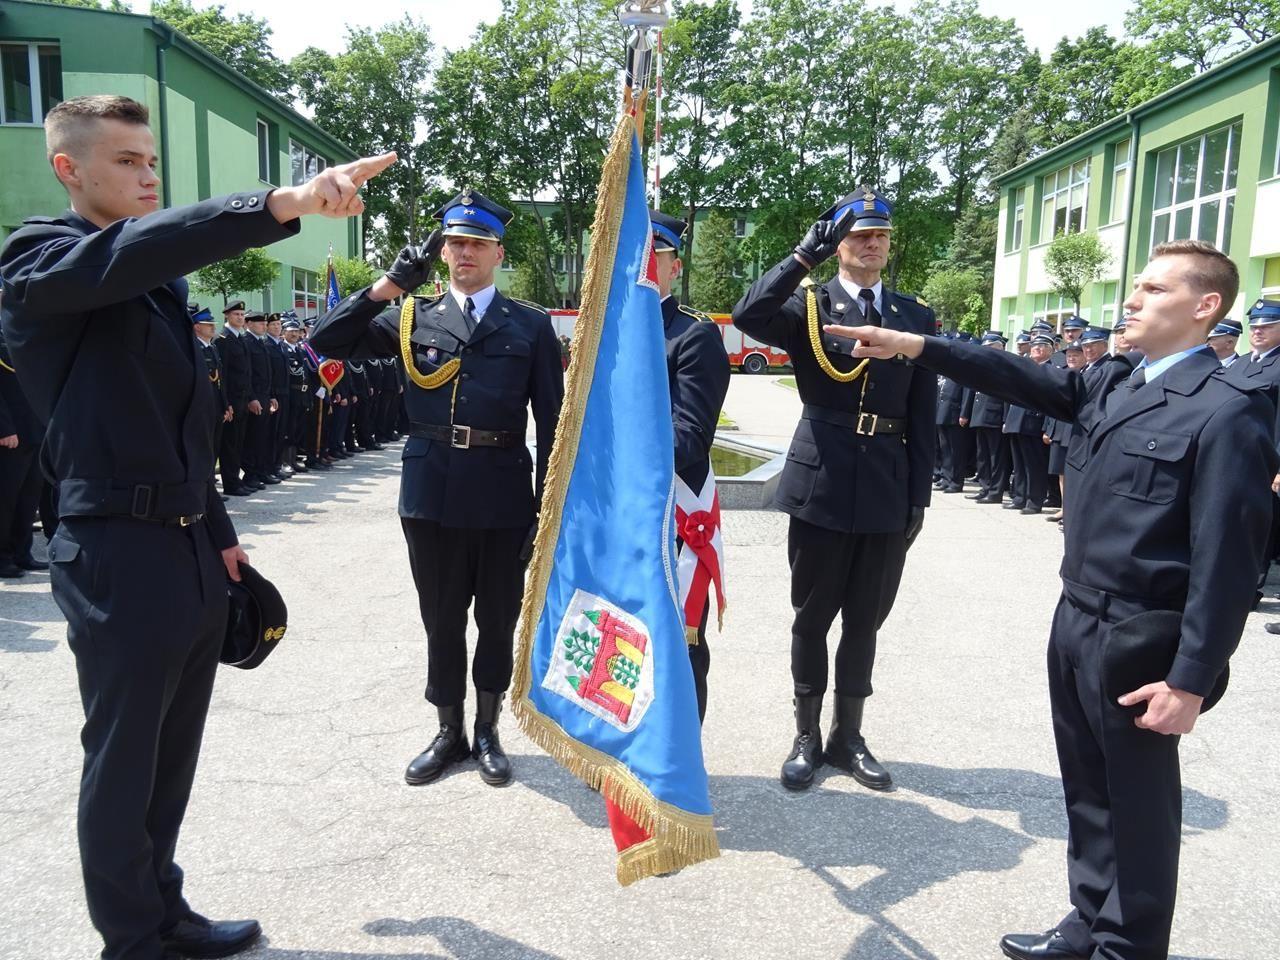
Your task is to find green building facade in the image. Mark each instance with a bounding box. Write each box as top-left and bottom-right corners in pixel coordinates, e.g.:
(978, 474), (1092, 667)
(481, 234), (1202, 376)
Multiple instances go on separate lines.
(992, 36), (1280, 339)
(0, 0), (361, 317)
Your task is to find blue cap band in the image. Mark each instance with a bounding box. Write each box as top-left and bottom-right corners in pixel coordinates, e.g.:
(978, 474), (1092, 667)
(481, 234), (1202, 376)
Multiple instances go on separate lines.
(652, 222), (683, 251)
(443, 204), (505, 238)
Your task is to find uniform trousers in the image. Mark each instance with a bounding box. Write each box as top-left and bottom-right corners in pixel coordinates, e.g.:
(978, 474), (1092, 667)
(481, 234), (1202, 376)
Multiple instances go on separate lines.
(974, 428), (1009, 497)
(937, 425), (972, 486)
(687, 601), (711, 724)
(270, 395), (289, 471)
(787, 517), (908, 697)
(1049, 587), (1182, 960)
(218, 403), (247, 491)
(327, 403), (352, 455)
(401, 518), (526, 707)
(1011, 434), (1049, 508)
(242, 406), (272, 479)
(49, 516), (227, 960)
(0, 444), (41, 564)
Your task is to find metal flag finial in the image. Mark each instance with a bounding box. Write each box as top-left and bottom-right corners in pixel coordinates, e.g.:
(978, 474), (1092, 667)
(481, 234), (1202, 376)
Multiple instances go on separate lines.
(619, 1), (668, 132)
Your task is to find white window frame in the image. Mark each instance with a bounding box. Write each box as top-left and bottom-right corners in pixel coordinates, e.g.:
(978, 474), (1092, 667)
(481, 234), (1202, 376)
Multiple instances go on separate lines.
(733, 217), (748, 239)
(256, 119), (272, 184)
(1110, 139), (1130, 224)
(1150, 121), (1240, 255)
(288, 139), (328, 187)
(292, 268), (319, 318)
(1032, 292), (1075, 329)
(1039, 160), (1090, 244)
(1007, 187), (1025, 253)
(0, 42), (60, 126)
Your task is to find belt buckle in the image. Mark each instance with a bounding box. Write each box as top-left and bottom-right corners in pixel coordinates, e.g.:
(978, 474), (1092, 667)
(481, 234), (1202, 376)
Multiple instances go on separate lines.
(450, 424), (472, 449)
(130, 484), (155, 519)
(855, 412), (879, 436)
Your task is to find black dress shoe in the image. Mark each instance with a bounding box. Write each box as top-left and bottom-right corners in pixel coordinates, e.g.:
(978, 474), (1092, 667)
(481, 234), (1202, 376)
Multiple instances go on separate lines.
(472, 691), (511, 786)
(405, 705), (471, 785)
(0, 561), (25, 579)
(262, 474), (283, 485)
(780, 695), (824, 791)
(15, 556), (49, 571)
(1003, 500), (1026, 510)
(942, 484), (963, 494)
(224, 486), (252, 496)
(824, 695), (892, 790)
(976, 494), (1004, 504)
(1265, 621), (1280, 635)
(1021, 505), (1043, 515)
(965, 490), (989, 500)
(999, 929), (1088, 959)
(161, 913), (261, 958)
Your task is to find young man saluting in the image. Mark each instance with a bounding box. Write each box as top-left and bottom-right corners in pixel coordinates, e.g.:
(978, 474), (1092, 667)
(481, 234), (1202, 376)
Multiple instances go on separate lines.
(0, 95), (392, 960)
(828, 239), (1275, 960)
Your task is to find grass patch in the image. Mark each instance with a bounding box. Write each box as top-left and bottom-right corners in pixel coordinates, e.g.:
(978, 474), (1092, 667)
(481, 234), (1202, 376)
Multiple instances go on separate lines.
(777, 377), (797, 389)
(717, 410), (737, 429)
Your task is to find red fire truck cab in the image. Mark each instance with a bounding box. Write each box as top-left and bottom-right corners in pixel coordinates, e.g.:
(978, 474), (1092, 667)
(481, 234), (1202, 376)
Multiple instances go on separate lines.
(546, 310), (791, 374)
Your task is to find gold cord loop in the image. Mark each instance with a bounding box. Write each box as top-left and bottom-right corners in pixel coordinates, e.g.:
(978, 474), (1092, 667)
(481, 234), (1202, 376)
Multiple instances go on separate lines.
(399, 296), (460, 390)
(807, 286), (869, 383)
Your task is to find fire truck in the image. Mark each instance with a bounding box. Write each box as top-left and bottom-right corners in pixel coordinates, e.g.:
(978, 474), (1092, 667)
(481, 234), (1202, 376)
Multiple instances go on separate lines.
(547, 310), (791, 374)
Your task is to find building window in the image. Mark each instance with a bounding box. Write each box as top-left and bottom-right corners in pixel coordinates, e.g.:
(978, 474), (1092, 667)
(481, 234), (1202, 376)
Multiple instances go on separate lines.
(733, 217), (748, 238)
(1263, 257), (1280, 297)
(1039, 159), (1090, 244)
(1150, 120), (1240, 255)
(256, 119), (272, 184)
(0, 43), (61, 125)
(261, 285), (272, 313)
(1031, 292), (1075, 328)
(289, 140), (328, 187)
(1110, 139), (1130, 224)
(1006, 187), (1026, 253)
(1099, 281), (1119, 329)
(292, 268), (319, 317)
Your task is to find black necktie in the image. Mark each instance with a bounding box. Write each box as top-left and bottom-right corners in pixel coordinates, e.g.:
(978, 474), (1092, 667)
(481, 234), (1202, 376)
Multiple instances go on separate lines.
(1106, 366), (1146, 417)
(858, 288), (880, 327)
(464, 296), (478, 336)
(1128, 367), (1146, 389)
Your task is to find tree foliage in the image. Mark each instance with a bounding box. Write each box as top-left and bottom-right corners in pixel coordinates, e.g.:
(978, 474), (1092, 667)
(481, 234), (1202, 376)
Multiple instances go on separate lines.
(150, 1), (291, 98)
(321, 256), (379, 297)
(922, 267), (985, 332)
(690, 210), (745, 313)
(192, 248), (279, 305)
(1126, 0), (1280, 72)
(1045, 232), (1113, 314)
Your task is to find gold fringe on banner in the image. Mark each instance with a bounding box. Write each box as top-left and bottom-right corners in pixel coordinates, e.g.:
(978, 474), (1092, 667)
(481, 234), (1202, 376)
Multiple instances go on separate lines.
(510, 112), (720, 886)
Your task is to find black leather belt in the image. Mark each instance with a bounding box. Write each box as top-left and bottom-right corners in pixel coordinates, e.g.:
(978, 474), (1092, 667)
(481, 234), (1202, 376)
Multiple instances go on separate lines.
(409, 422), (523, 450)
(802, 404), (907, 436)
(57, 478), (208, 523)
(1061, 577), (1181, 624)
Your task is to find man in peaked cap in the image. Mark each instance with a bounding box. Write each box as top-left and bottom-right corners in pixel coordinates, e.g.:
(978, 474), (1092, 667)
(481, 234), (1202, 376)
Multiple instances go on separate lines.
(1228, 299), (1280, 602)
(215, 300), (253, 495)
(191, 305), (231, 484)
(1015, 330), (1032, 356)
(1206, 319), (1242, 367)
(241, 310), (276, 488)
(731, 185), (936, 791)
(309, 188), (563, 788)
(1003, 333), (1052, 514)
(280, 316), (312, 474)
(650, 208), (731, 724)
(1079, 326), (1111, 375)
(963, 332), (1011, 504)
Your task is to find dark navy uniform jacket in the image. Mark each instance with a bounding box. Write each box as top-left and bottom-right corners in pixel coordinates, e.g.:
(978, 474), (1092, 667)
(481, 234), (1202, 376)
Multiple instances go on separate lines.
(1003, 357), (1048, 436)
(662, 296), (730, 492)
(732, 257), (936, 533)
(245, 334), (272, 406)
(199, 338), (227, 415)
(267, 337), (288, 406)
(0, 336), (42, 446)
(0, 193), (298, 546)
(968, 389), (1007, 429)
(936, 376), (966, 427)
(214, 327), (251, 408)
(309, 286), (563, 529)
(919, 337), (1276, 698)
(1226, 350), (1280, 450)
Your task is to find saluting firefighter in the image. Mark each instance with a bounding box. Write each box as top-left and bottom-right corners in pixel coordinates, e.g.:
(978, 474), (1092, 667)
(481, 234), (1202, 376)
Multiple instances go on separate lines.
(650, 209), (731, 724)
(309, 190), (563, 787)
(731, 186), (936, 792)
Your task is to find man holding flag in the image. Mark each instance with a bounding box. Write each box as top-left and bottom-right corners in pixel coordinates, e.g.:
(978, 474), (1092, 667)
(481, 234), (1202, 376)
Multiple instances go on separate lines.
(309, 191), (563, 789)
(650, 208), (730, 723)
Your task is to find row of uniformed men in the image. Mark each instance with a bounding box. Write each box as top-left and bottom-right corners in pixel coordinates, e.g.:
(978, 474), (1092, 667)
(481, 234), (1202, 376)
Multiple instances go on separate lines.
(192, 304), (407, 495)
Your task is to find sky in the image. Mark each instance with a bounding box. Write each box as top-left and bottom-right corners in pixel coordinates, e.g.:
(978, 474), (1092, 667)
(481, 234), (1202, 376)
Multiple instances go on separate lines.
(123, 0), (1133, 61)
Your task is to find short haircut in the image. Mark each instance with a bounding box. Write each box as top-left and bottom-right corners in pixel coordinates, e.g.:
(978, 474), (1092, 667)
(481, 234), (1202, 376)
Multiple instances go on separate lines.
(45, 95), (150, 164)
(1151, 239), (1239, 324)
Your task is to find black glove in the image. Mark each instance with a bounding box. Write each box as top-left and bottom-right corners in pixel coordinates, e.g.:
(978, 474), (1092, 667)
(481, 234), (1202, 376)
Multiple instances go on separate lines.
(905, 506), (925, 548)
(385, 228), (445, 293)
(793, 206), (860, 268)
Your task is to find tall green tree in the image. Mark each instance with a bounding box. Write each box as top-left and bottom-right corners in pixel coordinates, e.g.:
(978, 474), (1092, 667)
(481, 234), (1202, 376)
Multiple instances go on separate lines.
(1045, 232), (1113, 315)
(41, 0), (131, 10)
(150, 1), (291, 98)
(661, 0), (741, 301)
(1126, 0), (1280, 71)
(922, 266), (985, 332)
(192, 248), (278, 305)
(292, 18), (436, 264)
(690, 210), (745, 312)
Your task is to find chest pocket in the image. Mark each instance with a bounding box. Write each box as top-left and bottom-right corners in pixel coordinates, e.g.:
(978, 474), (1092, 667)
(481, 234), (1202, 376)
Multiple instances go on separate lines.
(411, 328), (462, 370)
(483, 337), (532, 360)
(1108, 427), (1191, 504)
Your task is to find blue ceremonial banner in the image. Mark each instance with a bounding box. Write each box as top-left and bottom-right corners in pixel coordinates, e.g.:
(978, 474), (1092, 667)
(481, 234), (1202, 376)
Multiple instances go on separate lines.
(325, 253), (341, 312)
(513, 116), (718, 885)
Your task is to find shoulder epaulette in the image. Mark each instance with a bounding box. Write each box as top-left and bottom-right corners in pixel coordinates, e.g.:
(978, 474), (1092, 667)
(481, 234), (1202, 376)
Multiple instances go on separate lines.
(677, 304), (713, 323)
(896, 291), (928, 308)
(412, 291), (446, 305)
(509, 297), (550, 315)
(21, 216), (63, 226)
(799, 275), (816, 289)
